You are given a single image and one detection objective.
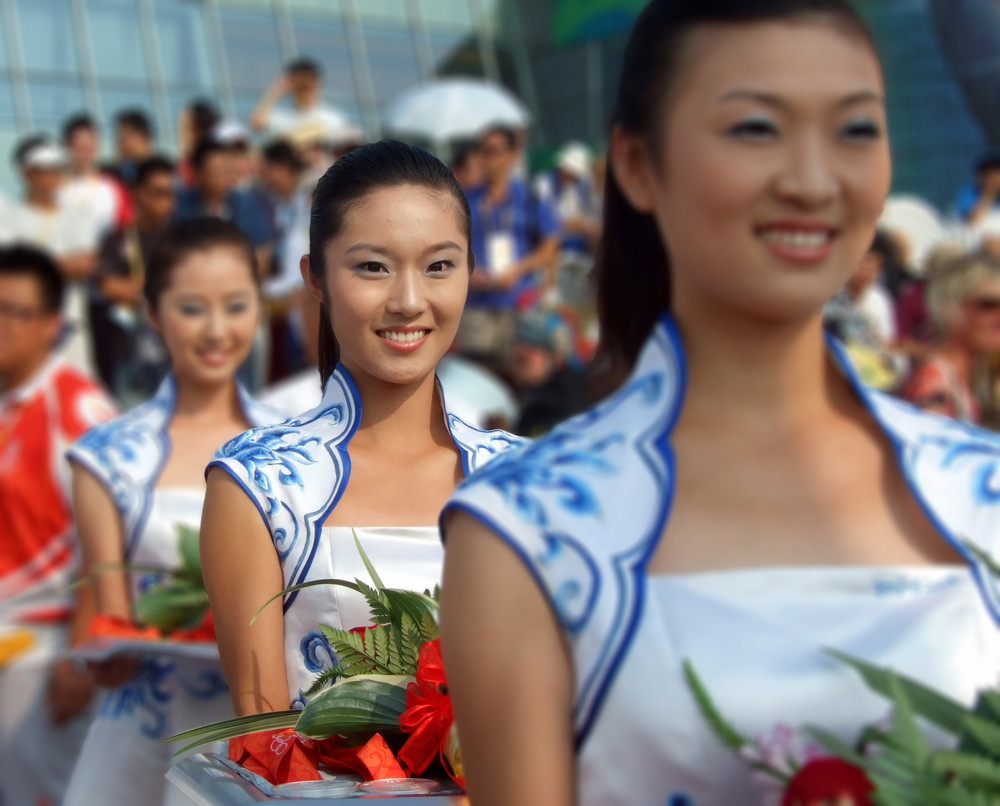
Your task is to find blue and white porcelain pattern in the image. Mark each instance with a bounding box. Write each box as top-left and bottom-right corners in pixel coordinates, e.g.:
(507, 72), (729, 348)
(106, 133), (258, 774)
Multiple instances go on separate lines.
(443, 313), (1000, 806)
(210, 363), (524, 707)
(63, 377), (282, 806)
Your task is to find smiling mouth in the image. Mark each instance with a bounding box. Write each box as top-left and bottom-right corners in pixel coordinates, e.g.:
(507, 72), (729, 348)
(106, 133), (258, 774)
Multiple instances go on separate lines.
(377, 329), (430, 344)
(756, 228), (835, 248)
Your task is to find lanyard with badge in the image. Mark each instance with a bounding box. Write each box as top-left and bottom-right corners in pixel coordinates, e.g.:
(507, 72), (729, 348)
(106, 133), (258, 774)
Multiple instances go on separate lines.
(477, 194), (517, 279)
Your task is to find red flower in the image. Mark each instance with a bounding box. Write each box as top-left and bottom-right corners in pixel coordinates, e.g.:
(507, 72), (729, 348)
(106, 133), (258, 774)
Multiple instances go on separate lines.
(398, 639), (454, 777)
(782, 757), (875, 806)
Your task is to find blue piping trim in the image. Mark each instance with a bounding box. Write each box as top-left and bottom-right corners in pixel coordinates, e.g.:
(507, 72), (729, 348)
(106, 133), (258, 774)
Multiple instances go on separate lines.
(825, 334), (1000, 628)
(574, 313), (688, 747)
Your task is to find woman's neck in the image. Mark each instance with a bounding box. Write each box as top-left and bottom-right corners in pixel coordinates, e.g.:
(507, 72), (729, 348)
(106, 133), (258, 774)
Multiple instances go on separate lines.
(935, 339), (975, 388)
(172, 374), (244, 426)
(674, 308), (850, 433)
(349, 370), (450, 451)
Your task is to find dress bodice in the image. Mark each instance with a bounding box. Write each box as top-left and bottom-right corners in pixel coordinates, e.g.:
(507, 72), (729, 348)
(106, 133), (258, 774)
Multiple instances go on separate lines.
(283, 526), (442, 707)
(129, 487), (203, 600)
(583, 565), (1000, 805)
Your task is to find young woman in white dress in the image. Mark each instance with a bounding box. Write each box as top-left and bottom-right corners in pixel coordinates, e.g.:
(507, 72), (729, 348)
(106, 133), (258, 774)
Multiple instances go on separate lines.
(203, 140), (521, 718)
(64, 217), (279, 805)
(440, 2), (1000, 804)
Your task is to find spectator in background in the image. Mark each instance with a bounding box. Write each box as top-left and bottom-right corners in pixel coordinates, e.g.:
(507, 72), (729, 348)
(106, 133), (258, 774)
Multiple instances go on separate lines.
(458, 124), (561, 364)
(508, 309), (589, 437)
(450, 140), (484, 192)
(955, 152), (1000, 225)
(60, 113), (127, 240)
(824, 230), (897, 350)
(114, 108), (155, 187)
(259, 139), (311, 381)
(896, 241), (963, 349)
(904, 251), (1000, 424)
(3, 136), (100, 375)
(91, 156), (176, 405)
(0, 246), (116, 806)
(177, 98), (220, 187)
(251, 58), (351, 141)
(534, 141), (601, 309)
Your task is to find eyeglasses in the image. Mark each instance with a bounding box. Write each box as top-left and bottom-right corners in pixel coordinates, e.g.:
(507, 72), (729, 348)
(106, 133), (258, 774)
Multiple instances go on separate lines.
(966, 296), (1000, 313)
(0, 300), (46, 322)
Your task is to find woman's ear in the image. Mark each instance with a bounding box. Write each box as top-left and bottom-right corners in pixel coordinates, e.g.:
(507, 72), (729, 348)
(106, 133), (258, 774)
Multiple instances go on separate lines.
(300, 255), (323, 303)
(610, 125), (657, 214)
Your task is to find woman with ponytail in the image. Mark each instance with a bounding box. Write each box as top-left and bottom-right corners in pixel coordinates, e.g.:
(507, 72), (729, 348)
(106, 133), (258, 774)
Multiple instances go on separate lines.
(440, 2), (1000, 804)
(201, 141), (521, 722)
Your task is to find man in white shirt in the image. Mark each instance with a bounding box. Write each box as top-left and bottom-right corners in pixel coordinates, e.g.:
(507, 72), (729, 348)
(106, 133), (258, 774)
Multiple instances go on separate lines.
(4, 137), (99, 375)
(251, 58), (353, 142)
(59, 113), (123, 245)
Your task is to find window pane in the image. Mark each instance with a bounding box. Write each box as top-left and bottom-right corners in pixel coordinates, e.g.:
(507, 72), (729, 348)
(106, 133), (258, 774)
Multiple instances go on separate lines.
(417, 0), (472, 28)
(286, 0), (343, 11)
(14, 0), (81, 75)
(0, 73), (15, 124)
(26, 78), (85, 128)
(219, 9), (284, 93)
(86, 0), (149, 81)
(427, 29), (484, 78)
(361, 23), (421, 103)
(290, 18), (358, 105)
(355, 1), (410, 24)
(151, 0), (214, 87)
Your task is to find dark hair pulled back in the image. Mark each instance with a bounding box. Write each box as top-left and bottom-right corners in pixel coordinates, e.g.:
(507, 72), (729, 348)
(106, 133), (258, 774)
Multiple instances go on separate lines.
(309, 139), (472, 390)
(144, 216), (259, 309)
(596, 0), (877, 381)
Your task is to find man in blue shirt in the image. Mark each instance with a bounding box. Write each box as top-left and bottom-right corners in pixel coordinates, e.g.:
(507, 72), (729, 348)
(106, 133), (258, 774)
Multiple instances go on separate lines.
(458, 125), (560, 362)
(954, 152), (1000, 224)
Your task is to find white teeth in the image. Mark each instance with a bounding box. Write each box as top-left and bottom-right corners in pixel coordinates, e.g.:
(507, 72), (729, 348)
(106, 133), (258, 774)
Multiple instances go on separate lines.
(759, 230), (831, 248)
(379, 330), (428, 344)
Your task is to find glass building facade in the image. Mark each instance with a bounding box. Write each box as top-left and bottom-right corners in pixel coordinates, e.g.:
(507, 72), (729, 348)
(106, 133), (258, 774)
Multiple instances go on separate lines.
(0, 0), (995, 210)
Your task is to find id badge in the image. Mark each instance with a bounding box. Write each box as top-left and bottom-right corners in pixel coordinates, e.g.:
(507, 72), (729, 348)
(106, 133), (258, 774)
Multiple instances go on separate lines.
(486, 233), (516, 277)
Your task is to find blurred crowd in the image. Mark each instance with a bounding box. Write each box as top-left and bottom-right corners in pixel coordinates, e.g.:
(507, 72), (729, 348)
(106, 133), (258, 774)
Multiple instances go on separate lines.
(0, 57), (602, 437)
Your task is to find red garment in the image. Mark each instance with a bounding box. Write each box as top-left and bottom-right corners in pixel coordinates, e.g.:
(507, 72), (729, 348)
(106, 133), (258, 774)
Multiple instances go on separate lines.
(902, 356), (980, 424)
(0, 360), (116, 619)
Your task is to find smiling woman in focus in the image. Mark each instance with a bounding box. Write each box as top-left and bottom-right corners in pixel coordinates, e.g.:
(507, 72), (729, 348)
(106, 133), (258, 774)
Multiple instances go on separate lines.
(439, 2), (1000, 805)
(201, 141), (521, 722)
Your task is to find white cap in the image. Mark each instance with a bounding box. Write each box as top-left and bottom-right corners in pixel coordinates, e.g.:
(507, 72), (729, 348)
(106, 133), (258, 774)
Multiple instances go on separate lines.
(212, 119), (250, 146)
(556, 141), (591, 178)
(21, 143), (67, 170)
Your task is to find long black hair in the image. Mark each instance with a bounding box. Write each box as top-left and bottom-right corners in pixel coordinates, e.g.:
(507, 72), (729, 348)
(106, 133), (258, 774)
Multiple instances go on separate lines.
(308, 139), (472, 390)
(595, 0), (878, 382)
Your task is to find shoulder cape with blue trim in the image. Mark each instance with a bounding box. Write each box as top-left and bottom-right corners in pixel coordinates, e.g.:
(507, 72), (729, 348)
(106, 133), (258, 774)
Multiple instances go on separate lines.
(209, 363), (526, 611)
(67, 375), (282, 558)
(442, 313), (1000, 745)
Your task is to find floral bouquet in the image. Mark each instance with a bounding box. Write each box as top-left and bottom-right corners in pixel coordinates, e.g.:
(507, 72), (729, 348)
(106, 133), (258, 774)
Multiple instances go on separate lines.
(687, 543), (1000, 804)
(167, 533), (463, 791)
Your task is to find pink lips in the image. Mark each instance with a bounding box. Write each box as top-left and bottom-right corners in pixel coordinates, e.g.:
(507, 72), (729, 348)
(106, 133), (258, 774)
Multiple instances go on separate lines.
(376, 327), (431, 353)
(756, 222), (837, 265)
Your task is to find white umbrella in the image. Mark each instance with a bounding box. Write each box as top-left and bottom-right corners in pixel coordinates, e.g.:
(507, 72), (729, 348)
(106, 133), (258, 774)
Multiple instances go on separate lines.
(383, 77), (531, 142)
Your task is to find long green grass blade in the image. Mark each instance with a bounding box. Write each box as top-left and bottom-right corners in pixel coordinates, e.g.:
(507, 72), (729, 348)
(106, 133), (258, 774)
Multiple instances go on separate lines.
(352, 530), (385, 590)
(827, 649), (967, 735)
(682, 660), (748, 752)
(249, 579), (364, 625)
(167, 710), (300, 756)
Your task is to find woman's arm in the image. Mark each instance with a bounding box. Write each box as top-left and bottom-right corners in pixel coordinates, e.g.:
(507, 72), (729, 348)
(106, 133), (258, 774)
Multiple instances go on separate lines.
(201, 468), (289, 715)
(440, 511), (575, 806)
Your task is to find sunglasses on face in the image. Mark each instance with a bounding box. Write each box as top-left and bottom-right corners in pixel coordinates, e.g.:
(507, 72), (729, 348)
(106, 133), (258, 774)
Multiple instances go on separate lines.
(0, 300), (47, 323)
(966, 296), (1000, 313)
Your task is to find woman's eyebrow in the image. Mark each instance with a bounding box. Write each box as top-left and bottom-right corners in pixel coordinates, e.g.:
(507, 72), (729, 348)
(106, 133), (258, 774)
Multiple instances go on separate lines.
(716, 88), (885, 108)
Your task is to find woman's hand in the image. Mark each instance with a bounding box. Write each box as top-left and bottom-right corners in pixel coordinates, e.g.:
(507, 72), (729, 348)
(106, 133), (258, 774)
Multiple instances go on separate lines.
(46, 658), (95, 724)
(87, 655), (141, 689)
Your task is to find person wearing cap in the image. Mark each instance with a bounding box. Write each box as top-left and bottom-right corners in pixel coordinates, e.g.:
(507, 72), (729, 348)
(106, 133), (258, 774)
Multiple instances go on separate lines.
(458, 124), (561, 365)
(251, 57), (353, 142)
(954, 152), (1000, 224)
(3, 136), (101, 376)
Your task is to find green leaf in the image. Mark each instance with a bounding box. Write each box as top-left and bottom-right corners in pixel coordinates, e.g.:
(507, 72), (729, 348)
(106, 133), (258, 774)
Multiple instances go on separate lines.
(294, 675), (411, 739)
(928, 750), (1000, 791)
(303, 666), (341, 697)
(134, 585), (208, 632)
(828, 649), (968, 735)
(166, 710), (300, 757)
(352, 530), (385, 590)
(803, 725), (868, 766)
(682, 660), (748, 752)
(960, 714), (1000, 761)
(177, 524), (203, 586)
(249, 578), (364, 625)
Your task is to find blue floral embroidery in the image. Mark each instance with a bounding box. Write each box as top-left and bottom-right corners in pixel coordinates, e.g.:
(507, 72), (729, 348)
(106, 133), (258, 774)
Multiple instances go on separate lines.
(217, 426), (322, 517)
(100, 658), (175, 740)
(936, 437), (1000, 503)
(300, 630), (335, 673)
(179, 669), (230, 700)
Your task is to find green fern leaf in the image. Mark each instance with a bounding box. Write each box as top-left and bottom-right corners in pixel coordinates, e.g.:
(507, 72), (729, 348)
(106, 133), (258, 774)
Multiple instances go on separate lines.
(304, 666), (341, 697)
(929, 750), (1000, 790)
